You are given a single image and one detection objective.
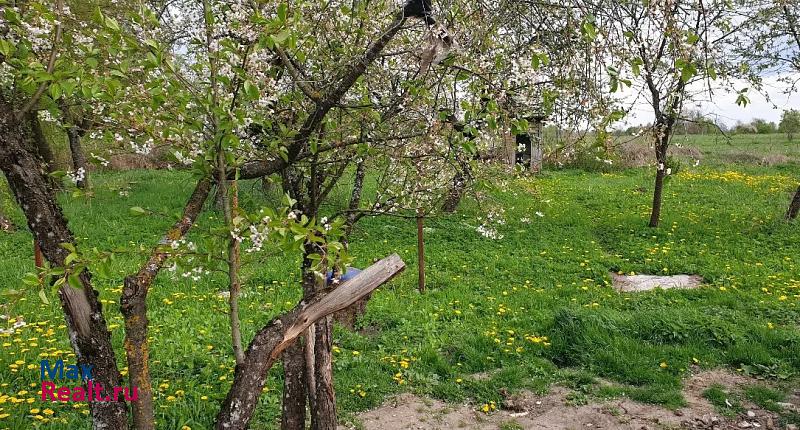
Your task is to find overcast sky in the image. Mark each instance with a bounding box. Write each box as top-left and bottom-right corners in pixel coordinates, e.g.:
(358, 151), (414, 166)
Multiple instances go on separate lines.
(616, 74), (800, 128)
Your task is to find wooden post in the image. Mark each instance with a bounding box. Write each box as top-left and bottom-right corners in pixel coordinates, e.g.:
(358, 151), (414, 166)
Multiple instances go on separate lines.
(416, 214), (425, 293)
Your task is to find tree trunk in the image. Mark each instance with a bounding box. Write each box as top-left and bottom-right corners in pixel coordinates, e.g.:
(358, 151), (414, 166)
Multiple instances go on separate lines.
(343, 160), (366, 241)
(281, 339), (307, 430)
(120, 178), (212, 430)
(649, 167), (666, 228)
(215, 254), (405, 430)
(29, 112), (57, 174)
(66, 125), (90, 189)
(0, 104), (127, 430)
(786, 184), (800, 220)
(299, 243), (337, 430)
(441, 170), (466, 213)
(227, 179), (245, 365)
(310, 315), (336, 430)
(217, 145), (245, 364)
(649, 132), (670, 228)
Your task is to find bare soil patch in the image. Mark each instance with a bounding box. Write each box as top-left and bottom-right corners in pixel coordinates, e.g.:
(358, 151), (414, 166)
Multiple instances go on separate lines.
(342, 370), (796, 430)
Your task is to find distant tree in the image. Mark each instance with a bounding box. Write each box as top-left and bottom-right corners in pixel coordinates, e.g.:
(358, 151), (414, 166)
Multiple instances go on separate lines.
(752, 118), (778, 134)
(593, 0), (749, 227)
(676, 109), (716, 135)
(734, 121), (756, 134)
(780, 110), (800, 141)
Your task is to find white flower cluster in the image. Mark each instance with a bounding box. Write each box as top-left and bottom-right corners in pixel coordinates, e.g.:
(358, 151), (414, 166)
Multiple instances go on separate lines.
(169, 238), (198, 252)
(174, 151), (194, 166)
(66, 167), (86, 185)
(90, 152), (110, 167)
(167, 262), (209, 282)
(38, 110), (56, 123)
(477, 224), (503, 240)
(246, 215), (271, 252)
(131, 137), (155, 156)
(0, 317), (26, 335)
(476, 209), (506, 240)
(182, 266), (208, 282)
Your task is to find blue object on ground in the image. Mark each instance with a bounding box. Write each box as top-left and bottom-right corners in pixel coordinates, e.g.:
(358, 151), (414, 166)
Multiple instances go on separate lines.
(326, 267), (362, 285)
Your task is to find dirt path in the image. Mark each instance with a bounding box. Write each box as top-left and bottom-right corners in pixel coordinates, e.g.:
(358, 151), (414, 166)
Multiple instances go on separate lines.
(342, 370), (798, 430)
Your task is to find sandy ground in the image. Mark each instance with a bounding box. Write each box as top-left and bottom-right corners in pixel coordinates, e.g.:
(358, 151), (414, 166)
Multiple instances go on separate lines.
(341, 370), (799, 430)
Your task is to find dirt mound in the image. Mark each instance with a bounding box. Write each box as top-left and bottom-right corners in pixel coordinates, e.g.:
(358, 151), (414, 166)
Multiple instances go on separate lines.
(342, 371), (795, 430)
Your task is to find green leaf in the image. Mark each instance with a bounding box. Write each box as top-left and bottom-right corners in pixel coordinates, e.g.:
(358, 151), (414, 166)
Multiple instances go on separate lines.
(680, 62), (696, 83)
(60, 242), (77, 253)
(105, 16), (120, 32)
(277, 3), (288, 22)
(0, 39), (14, 57)
(707, 64), (717, 80)
(64, 252), (78, 266)
(22, 272), (40, 287)
(736, 93), (749, 107)
(581, 21), (596, 41)
(144, 39), (159, 50)
(630, 58), (643, 77)
(129, 206), (148, 216)
(243, 80), (260, 100)
(48, 83), (62, 101)
(1, 289), (23, 298)
(67, 273), (83, 289)
(38, 289), (50, 305)
(60, 80), (77, 98)
(272, 30), (290, 45)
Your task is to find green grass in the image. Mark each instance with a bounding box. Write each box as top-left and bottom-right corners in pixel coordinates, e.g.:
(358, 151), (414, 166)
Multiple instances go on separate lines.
(743, 384), (786, 412)
(1, 161), (799, 429)
(703, 384), (744, 417)
(658, 132), (799, 166)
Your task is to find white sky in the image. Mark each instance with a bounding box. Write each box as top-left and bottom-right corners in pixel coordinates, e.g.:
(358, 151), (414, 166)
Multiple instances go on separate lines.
(616, 74), (800, 128)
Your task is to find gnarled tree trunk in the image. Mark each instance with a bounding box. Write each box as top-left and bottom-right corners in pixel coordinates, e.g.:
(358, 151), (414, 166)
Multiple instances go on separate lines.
(298, 242), (337, 430)
(0, 101), (127, 430)
(215, 254), (405, 430)
(120, 178), (212, 430)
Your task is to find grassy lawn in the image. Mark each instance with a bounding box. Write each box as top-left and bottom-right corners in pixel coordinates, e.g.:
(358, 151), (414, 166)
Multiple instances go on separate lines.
(1, 162), (799, 429)
(670, 132), (800, 165)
